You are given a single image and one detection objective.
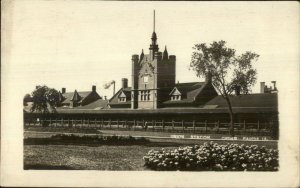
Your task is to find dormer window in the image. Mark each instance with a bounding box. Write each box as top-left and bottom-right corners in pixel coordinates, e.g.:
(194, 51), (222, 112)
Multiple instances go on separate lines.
(169, 87), (182, 101)
(118, 97), (126, 102)
(118, 91), (127, 103)
(171, 95), (181, 101)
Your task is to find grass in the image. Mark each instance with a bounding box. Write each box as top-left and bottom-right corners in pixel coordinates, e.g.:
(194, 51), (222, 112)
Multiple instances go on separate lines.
(24, 127), (278, 170)
(24, 138), (277, 171)
(24, 145), (175, 170)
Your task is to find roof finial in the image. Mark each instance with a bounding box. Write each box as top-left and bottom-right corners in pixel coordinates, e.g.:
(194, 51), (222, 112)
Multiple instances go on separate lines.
(163, 45), (169, 60)
(153, 10), (155, 32)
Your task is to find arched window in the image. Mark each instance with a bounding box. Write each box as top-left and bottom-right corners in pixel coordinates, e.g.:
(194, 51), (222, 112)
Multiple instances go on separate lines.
(140, 90), (151, 101)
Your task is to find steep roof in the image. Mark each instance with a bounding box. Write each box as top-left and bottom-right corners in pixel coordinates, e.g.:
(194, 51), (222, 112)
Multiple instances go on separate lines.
(164, 82), (207, 104)
(24, 93), (278, 114)
(109, 87), (132, 105)
(61, 91), (92, 104)
(57, 99), (108, 111)
(204, 93), (278, 108)
(119, 90), (131, 98)
(70, 90), (81, 101)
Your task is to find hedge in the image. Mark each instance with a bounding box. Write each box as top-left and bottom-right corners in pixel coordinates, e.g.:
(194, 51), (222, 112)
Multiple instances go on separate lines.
(143, 141), (278, 171)
(25, 134), (150, 145)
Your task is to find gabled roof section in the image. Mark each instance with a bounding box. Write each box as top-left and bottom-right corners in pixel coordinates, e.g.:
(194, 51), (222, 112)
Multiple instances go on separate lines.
(61, 91), (92, 104)
(118, 90), (131, 98)
(169, 87), (182, 96)
(109, 87), (132, 105)
(163, 82), (217, 105)
(119, 92), (127, 98)
(186, 82), (207, 100)
(169, 82), (207, 100)
(57, 98), (108, 111)
(204, 93), (278, 108)
(70, 90), (81, 102)
(140, 54), (150, 63)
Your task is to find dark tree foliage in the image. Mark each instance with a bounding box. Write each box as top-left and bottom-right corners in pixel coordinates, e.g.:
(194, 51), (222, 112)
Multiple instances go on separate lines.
(190, 41), (259, 136)
(31, 85), (60, 113)
(23, 93), (32, 106)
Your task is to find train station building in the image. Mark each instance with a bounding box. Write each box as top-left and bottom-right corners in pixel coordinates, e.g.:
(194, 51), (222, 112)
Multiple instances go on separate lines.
(23, 12), (279, 139)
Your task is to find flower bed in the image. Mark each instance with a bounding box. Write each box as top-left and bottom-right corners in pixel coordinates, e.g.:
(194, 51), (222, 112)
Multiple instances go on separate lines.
(143, 141), (278, 171)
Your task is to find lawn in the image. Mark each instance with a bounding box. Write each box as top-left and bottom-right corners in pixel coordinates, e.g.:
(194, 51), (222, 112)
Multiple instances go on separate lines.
(24, 145), (175, 170)
(24, 127), (278, 170)
(24, 140), (277, 171)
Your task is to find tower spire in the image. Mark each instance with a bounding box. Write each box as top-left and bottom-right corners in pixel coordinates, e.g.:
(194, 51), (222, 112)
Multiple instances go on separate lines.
(150, 10), (158, 60)
(153, 10), (155, 32)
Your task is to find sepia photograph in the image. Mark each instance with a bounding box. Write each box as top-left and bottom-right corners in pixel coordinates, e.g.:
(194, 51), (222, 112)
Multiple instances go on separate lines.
(1, 0), (299, 187)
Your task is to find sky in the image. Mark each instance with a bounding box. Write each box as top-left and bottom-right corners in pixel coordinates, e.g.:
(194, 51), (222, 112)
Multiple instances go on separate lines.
(3, 1), (299, 99)
(1, 2), (299, 185)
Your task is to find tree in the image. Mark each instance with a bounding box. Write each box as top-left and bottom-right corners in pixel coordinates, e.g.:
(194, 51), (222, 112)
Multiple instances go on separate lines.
(31, 85), (60, 113)
(23, 93), (32, 106)
(190, 41), (259, 137)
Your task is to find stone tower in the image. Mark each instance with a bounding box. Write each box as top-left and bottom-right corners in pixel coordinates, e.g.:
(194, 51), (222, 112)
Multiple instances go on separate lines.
(131, 10), (176, 109)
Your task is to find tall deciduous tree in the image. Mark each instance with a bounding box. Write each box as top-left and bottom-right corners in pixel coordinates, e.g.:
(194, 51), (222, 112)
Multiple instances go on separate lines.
(190, 41), (259, 136)
(31, 85), (60, 113)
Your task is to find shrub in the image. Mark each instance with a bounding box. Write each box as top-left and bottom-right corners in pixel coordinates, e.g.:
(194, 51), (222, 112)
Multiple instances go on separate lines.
(51, 134), (149, 145)
(143, 141), (278, 171)
(24, 134), (149, 145)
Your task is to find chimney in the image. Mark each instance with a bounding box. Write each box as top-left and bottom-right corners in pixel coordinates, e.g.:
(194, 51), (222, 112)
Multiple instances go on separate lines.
(260, 82), (265, 93)
(92, 85), (96, 92)
(271, 81), (277, 90)
(122, 78), (128, 88)
(62, 88), (66, 94)
(104, 96), (107, 100)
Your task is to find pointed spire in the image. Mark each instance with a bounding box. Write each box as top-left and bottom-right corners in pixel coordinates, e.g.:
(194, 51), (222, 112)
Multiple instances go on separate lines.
(140, 49), (144, 61)
(151, 10), (157, 43)
(163, 45), (168, 60)
(153, 10), (155, 32)
(149, 10), (159, 60)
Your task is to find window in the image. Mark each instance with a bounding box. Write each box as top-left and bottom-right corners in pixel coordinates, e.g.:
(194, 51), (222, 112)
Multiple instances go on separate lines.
(140, 90), (151, 101)
(143, 76), (149, 83)
(171, 95), (181, 101)
(118, 97), (126, 102)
